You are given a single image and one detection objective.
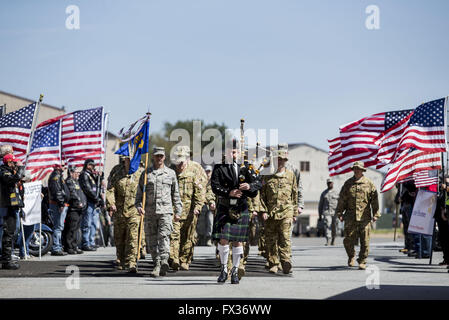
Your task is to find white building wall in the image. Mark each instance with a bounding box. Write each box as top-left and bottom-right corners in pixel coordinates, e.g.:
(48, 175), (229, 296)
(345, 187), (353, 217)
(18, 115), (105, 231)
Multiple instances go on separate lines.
(286, 144), (385, 230)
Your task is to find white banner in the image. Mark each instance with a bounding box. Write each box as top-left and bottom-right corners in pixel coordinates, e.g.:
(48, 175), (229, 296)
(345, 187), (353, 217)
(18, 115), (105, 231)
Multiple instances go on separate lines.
(408, 189), (437, 236)
(22, 181), (42, 226)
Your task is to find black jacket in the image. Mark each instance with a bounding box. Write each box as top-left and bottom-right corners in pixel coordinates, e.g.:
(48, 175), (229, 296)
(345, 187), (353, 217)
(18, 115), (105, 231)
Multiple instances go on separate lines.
(211, 161), (261, 207)
(66, 177), (87, 211)
(48, 169), (70, 207)
(79, 169), (101, 204)
(0, 164), (25, 208)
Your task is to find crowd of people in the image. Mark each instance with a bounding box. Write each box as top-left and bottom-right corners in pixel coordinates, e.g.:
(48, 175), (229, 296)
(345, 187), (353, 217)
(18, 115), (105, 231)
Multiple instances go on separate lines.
(1, 138), (446, 281)
(396, 178), (449, 266)
(0, 144), (105, 269)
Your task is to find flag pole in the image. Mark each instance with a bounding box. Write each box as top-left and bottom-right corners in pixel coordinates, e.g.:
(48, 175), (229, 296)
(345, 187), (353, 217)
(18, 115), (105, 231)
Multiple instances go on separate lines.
(24, 94), (43, 168)
(136, 112), (151, 269)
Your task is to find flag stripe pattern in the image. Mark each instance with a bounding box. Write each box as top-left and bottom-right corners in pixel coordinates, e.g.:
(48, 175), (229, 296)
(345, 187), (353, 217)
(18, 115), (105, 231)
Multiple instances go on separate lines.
(413, 169), (439, 188)
(0, 103), (37, 161)
(61, 107), (105, 167)
(27, 119), (62, 181)
(380, 148), (441, 192)
(26, 107), (105, 180)
(376, 99), (446, 168)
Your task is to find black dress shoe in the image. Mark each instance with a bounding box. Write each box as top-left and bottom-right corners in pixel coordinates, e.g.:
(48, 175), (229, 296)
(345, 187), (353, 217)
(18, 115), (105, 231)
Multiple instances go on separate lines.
(230, 267), (239, 284)
(76, 249), (84, 254)
(82, 246), (96, 251)
(51, 251), (67, 256)
(217, 265), (228, 283)
(2, 261), (20, 270)
(67, 249), (77, 255)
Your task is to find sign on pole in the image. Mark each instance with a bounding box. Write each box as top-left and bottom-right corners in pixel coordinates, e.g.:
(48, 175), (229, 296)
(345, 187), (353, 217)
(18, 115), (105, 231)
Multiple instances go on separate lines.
(22, 181), (42, 226)
(408, 189), (437, 236)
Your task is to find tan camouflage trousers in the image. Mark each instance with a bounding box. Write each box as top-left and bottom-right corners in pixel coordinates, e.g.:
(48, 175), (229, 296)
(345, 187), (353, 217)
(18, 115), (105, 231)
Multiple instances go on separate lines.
(145, 214), (173, 262)
(265, 218), (292, 268)
(113, 213), (139, 268)
(170, 213), (198, 265)
(343, 220), (371, 264)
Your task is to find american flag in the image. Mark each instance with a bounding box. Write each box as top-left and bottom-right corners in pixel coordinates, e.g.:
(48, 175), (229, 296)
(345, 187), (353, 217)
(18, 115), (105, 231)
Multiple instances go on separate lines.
(376, 98), (446, 167)
(26, 119), (62, 181)
(327, 137), (378, 176)
(380, 148), (441, 192)
(0, 103), (37, 161)
(329, 109), (414, 175)
(339, 109), (413, 157)
(413, 169), (439, 188)
(61, 107), (105, 167)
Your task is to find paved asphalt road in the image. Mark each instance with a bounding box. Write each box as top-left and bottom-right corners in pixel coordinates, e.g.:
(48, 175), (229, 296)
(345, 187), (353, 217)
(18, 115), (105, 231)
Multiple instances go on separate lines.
(0, 237), (448, 299)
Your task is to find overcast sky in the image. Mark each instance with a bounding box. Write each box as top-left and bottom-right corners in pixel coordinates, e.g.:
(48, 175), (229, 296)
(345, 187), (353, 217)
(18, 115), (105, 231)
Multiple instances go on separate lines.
(1, 0), (448, 151)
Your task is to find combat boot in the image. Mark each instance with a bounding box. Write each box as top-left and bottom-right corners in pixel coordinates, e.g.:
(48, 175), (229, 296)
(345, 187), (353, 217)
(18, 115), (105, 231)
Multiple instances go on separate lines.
(171, 259), (180, 271)
(160, 259), (169, 276)
(151, 260), (161, 277)
(348, 257), (355, 267)
(180, 262), (189, 271)
(230, 267), (239, 284)
(206, 239), (213, 247)
(264, 261), (270, 269)
(238, 266), (245, 280)
(217, 265), (227, 283)
(358, 263), (367, 270)
(128, 266), (137, 274)
(330, 238), (335, 246)
(281, 261), (292, 274)
(269, 265), (278, 273)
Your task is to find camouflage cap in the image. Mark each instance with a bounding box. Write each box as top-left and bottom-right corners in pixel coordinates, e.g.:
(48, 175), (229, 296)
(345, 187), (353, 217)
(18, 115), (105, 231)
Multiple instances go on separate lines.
(173, 145), (190, 157)
(153, 146), (165, 156)
(351, 161), (366, 171)
(273, 149), (288, 160)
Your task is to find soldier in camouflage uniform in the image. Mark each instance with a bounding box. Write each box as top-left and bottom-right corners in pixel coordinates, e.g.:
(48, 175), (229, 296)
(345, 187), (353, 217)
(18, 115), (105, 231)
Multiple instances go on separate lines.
(169, 146), (207, 271)
(335, 161), (380, 270)
(260, 146), (298, 274)
(136, 147), (183, 277)
(318, 178), (339, 246)
(109, 158), (147, 258)
(106, 156), (144, 273)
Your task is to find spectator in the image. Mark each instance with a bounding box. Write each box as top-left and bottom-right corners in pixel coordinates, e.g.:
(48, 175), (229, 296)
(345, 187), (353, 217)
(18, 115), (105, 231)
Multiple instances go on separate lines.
(0, 144), (14, 255)
(18, 171), (34, 260)
(79, 159), (103, 251)
(63, 166), (87, 254)
(399, 181), (416, 255)
(0, 154), (25, 270)
(435, 177), (449, 265)
(48, 162), (70, 256)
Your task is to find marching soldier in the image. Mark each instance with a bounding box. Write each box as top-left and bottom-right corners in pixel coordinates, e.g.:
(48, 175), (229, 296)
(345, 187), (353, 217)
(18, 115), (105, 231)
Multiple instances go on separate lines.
(335, 161), (380, 270)
(318, 178), (339, 246)
(260, 145), (298, 274)
(211, 139), (261, 284)
(135, 147), (182, 277)
(64, 166), (87, 254)
(169, 146), (207, 271)
(106, 155), (144, 273)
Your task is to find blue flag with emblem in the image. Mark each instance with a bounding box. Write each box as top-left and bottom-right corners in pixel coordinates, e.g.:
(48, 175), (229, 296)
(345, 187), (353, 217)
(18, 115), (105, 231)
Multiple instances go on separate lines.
(115, 117), (150, 174)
